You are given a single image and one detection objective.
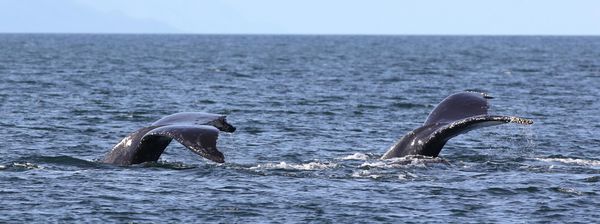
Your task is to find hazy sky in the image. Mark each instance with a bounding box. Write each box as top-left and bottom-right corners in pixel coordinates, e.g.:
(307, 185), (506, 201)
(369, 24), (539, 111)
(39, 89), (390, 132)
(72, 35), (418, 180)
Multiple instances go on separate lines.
(1, 0), (599, 35)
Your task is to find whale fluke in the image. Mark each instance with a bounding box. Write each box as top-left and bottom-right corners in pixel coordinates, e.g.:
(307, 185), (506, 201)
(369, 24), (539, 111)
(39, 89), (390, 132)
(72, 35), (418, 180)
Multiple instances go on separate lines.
(146, 125), (223, 163)
(381, 92), (533, 159)
(103, 112), (235, 165)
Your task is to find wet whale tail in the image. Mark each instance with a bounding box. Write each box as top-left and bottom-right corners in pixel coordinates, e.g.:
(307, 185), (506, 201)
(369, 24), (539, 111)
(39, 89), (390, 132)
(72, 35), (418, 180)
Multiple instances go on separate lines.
(381, 92), (533, 159)
(103, 112), (235, 165)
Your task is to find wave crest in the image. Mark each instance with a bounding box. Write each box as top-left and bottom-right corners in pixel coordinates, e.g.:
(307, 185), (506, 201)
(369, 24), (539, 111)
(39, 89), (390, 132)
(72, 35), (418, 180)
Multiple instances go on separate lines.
(250, 161), (337, 171)
(536, 157), (600, 167)
(360, 155), (447, 169)
(339, 153), (370, 160)
(0, 162), (43, 171)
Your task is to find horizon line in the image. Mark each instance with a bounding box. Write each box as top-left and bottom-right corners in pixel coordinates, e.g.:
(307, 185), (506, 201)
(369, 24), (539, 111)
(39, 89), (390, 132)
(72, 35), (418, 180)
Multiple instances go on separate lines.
(1, 32), (599, 37)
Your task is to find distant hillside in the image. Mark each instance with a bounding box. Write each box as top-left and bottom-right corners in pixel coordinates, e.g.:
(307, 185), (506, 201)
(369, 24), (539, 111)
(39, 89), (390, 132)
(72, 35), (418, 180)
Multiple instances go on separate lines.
(0, 0), (178, 33)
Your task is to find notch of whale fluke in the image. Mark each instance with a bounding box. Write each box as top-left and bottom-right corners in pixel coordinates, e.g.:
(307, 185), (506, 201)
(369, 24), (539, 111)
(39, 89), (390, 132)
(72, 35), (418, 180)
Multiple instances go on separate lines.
(381, 92), (533, 159)
(103, 112), (235, 165)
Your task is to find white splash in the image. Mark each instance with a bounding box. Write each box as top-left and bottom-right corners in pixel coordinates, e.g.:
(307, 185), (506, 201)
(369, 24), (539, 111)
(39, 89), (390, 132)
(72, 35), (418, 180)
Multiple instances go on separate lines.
(351, 170), (418, 180)
(359, 156), (439, 169)
(11, 162), (43, 169)
(340, 153), (369, 160)
(399, 172), (418, 180)
(556, 187), (583, 195)
(351, 170), (381, 179)
(250, 161), (337, 171)
(536, 158), (600, 167)
(359, 161), (391, 169)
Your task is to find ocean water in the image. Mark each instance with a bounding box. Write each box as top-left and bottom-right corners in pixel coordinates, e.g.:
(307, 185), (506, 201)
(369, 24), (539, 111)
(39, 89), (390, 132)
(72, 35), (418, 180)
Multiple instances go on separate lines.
(1, 34), (599, 223)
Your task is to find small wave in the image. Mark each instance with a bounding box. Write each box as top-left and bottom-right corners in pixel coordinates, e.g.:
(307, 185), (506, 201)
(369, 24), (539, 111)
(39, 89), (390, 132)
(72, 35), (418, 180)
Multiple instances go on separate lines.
(30, 155), (100, 168)
(360, 161), (397, 169)
(2, 155), (103, 171)
(351, 170), (418, 180)
(141, 161), (198, 170)
(536, 158), (600, 167)
(351, 170), (382, 179)
(551, 187), (584, 196)
(398, 172), (419, 180)
(250, 161), (337, 171)
(360, 155), (447, 169)
(582, 176), (600, 183)
(0, 162), (43, 171)
(339, 153), (370, 160)
(390, 102), (426, 109)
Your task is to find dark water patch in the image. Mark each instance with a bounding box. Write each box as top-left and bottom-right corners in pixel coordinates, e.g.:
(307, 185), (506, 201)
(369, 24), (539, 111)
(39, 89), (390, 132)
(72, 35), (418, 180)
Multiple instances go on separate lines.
(582, 176), (600, 182)
(389, 102), (427, 109)
(306, 111), (337, 116)
(195, 99), (217, 104)
(356, 103), (381, 109)
(485, 187), (516, 195)
(230, 71), (253, 78)
(450, 154), (492, 163)
(511, 68), (543, 73)
(515, 186), (542, 193)
(140, 161), (199, 170)
(244, 126), (264, 135)
(31, 155), (99, 168)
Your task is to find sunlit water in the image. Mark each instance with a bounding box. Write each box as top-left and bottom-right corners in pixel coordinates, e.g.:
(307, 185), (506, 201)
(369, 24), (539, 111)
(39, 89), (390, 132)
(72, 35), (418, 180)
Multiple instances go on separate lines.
(1, 34), (599, 223)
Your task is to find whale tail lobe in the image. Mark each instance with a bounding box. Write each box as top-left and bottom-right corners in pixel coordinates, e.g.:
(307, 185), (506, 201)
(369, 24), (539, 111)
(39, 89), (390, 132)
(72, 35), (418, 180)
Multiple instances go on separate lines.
(146, 125), (224, 163)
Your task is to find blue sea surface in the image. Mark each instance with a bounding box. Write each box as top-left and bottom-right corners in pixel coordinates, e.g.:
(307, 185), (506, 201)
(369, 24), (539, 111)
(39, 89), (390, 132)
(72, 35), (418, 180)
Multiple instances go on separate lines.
(1, 34), (599, 223)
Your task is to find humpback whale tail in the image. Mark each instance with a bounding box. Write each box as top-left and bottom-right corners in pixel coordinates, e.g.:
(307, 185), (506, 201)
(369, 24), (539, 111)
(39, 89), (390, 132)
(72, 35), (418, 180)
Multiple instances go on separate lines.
(103, 112), (235, 165)
(381, 92), (533, 159)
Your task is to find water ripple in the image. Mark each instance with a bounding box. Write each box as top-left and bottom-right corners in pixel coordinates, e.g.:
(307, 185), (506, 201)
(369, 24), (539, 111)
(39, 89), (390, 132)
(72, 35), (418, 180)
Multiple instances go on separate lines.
(2, 34), (600, 222)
